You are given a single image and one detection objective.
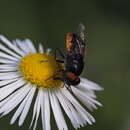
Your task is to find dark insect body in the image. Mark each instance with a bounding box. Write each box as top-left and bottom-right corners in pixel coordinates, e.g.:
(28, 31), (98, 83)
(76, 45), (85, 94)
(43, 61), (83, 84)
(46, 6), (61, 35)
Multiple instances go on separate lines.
(54, 24), (86, 88)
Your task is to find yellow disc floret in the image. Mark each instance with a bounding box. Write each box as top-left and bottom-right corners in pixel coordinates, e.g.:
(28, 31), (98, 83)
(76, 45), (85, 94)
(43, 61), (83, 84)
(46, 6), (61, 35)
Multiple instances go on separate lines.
(19, 53), (63, 88)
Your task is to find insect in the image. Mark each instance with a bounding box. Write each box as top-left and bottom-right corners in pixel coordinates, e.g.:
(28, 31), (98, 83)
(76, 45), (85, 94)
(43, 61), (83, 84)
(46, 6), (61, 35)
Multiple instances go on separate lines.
(53, 23), (86, 88)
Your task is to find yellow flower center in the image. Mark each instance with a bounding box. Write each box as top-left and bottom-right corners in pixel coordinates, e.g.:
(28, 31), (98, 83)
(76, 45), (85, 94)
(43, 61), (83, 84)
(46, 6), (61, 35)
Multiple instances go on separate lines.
(19, 53), (63, 88)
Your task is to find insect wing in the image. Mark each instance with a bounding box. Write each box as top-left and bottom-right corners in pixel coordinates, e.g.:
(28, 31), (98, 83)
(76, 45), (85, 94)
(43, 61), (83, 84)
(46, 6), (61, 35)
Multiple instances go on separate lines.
(77, 23), (86, 42)
(76, 23), (86, 57)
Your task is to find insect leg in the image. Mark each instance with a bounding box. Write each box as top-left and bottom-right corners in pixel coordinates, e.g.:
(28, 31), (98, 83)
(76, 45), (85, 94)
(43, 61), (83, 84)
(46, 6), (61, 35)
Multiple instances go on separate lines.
(45, 69), (65, 81)
(54, 48), (65, 59)
(53, 48), (65, 63)
(56, 59), (64, 63)
(53, 76), (73, 93)
(53, 77), (64, 82)
(53, 77), (71, 90)
(45, 73), (59, 81)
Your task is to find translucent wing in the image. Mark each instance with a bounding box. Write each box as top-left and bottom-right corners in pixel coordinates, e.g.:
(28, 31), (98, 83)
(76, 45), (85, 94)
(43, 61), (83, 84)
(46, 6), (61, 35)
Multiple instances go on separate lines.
(76, 23), (86, 57)
(77, 23), (86, 44)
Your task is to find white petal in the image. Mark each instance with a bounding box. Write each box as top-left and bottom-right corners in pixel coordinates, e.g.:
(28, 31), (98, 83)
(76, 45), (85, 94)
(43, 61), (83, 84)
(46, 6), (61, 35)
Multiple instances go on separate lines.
(30, 89), (41, 130)
(0, 35), (25, 56)
(0, 72), (21, 80)
(0, 58), (18, 64)
(0, 68), (18, 72)
(24, 39), (36, 53)
(38, 44), (44, 53)
(72, 87), (102, 110)
(19, 86), (36, 126)
(0, 78), (19, 87)
(80, 78), (103, 91)
(46, 48), (52, 54)
(75, 85), (97, 99)
(49, 90), (68, 130)
(55, 89), (81, 128)
(14, 39), (32, 54)
(0, 92), (15, 108)
(0, 83), (31, 115)
(10, 85), (35, 124)
(40, 89), (45, 130)
(12, 40), (18, 47)
(43, 90), (50, 130)
(0, 78), (26, 101)
(61, 88), (95, 125)
(30, 91), (39, 128)
(0, 44), (21, 59)
(40, 89), (51, 130)
(0, 64), (18, 69)
(0, 51), (18, 61)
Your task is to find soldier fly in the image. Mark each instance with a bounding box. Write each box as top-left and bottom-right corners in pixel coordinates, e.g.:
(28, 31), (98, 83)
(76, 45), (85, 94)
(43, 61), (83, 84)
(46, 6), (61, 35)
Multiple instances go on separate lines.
(53, 23), (86, 88)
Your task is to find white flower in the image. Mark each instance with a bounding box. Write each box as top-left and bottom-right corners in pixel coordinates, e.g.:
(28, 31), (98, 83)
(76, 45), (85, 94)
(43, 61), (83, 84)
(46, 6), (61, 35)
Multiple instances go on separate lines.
(0, 35), (103, 130)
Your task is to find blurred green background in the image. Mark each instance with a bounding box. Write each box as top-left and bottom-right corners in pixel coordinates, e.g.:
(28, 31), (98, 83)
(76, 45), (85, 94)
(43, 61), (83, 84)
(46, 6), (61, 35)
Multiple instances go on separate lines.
(0, 0), (130, 130)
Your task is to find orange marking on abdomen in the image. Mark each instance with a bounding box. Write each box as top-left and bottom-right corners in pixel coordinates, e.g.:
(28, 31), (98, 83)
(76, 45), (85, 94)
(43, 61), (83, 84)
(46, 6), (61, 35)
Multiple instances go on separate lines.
(66, 32), (74, 52)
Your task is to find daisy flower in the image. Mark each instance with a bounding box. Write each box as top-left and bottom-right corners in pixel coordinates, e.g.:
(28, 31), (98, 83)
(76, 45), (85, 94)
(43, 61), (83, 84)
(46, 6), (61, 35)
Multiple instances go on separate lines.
(0, 35), (103, 130)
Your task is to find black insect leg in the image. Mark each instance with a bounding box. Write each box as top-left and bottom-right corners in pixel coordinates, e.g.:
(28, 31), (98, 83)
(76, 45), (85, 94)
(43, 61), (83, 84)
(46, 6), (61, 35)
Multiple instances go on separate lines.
(55, 48), (65, 59)
(54, 48), (65, 63)
(53, 77), (67, 88)
(53, 77), (64, 83)
(56, 59), (64, 63)
(61, 82), (66, 88)
(45, 73), (59, 81)
(52, 77), (73, 94)
(45, 69), (65, 82)
(64, 84), (73, 93)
